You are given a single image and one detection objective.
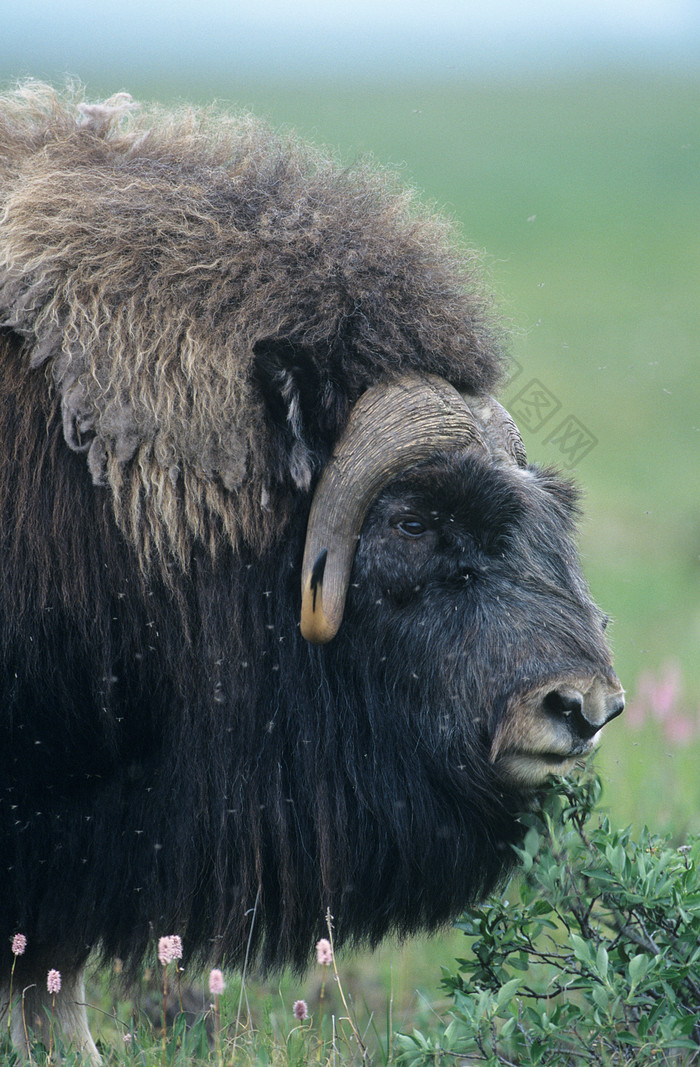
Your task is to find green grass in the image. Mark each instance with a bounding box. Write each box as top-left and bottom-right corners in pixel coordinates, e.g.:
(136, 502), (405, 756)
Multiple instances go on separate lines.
(77, 932), (461, 1063)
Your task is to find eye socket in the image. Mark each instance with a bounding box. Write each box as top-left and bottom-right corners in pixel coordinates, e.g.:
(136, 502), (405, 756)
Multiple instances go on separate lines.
(393, 515), (428, 538)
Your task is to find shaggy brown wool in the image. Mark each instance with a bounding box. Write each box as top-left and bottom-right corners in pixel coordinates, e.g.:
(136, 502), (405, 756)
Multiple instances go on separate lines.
(0, 82), (505, 571)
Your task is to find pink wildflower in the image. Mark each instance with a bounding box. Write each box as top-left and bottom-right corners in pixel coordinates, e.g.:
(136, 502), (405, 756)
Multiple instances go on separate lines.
(664, 715), (696, 745)
(293, 999), (309, 1020)
(47, 969), (61, 994)
(648, 663), (682, 721)
(123, 1033), (133, 1045)
(316, 938), (332, 966)
(626, 662), (700, 745)
(209, 968), (225, 996)
(157, 935), (183, 965)
(11, 933), (27, 956)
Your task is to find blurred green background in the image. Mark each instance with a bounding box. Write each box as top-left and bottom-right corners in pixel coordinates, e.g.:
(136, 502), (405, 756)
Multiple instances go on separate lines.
(2, 1), (699, 1043)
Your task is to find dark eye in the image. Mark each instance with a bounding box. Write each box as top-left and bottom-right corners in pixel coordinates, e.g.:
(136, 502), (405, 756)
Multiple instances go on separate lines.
(394, 516), (428, 538)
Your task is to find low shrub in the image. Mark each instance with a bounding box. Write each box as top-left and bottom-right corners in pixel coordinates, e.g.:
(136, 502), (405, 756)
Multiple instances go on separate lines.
(397, 771), (700, 1066)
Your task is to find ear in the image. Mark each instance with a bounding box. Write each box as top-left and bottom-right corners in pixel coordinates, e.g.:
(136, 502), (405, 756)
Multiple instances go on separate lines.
(252, 338), (343, 491)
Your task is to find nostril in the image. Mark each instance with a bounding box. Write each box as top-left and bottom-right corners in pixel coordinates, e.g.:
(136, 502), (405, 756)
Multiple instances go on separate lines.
(543, 688), (584, 719)
(543, 688), (599, 740)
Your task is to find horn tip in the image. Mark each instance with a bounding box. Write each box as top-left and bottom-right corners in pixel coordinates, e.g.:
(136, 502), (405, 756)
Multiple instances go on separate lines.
(301, 548), (339, 643)
(300, 602), (338, 644)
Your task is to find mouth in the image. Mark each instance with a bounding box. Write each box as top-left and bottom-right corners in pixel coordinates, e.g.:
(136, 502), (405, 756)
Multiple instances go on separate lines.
(493, 743), (595, 788)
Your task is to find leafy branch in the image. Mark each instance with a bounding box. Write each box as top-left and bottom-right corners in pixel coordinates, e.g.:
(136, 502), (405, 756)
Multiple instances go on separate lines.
(396, 769), (700, 1066)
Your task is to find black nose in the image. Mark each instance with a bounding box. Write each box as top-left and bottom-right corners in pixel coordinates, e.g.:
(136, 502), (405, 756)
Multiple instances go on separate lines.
(544, 686), (624, 741)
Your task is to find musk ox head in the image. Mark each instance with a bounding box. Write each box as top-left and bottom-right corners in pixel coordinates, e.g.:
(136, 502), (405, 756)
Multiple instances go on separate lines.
(0, 86), (623, 1014)
(296, 373), (623, 790)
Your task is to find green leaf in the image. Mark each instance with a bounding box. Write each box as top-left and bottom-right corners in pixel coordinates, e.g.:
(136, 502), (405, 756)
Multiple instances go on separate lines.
(628, 953), (651, 988)
(500, 1015), (517, 1039)
(673, 1014), (699, 1037)
(581, 867), (619, 885)
(591, 983), (610, 1013)
(496, 977), (521, 1010)
(512, 844), (533, 873)
(571, 933), (594, 966)
(411, 1028), (430, 1050)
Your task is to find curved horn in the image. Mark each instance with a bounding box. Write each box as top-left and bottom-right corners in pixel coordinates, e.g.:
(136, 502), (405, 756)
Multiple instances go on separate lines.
(300, 375), (482, 644)
(460, 393), (527, 468)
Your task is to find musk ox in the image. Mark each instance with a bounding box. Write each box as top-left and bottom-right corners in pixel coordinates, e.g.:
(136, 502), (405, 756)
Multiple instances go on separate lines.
(0, 83), (624, 1060)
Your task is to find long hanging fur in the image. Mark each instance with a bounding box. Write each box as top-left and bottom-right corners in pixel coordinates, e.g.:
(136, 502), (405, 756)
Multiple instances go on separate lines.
(0, 336), (527, 980)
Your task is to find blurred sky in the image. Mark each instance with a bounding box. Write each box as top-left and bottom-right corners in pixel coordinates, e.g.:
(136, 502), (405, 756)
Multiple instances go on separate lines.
(3, 0), (699, 85)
